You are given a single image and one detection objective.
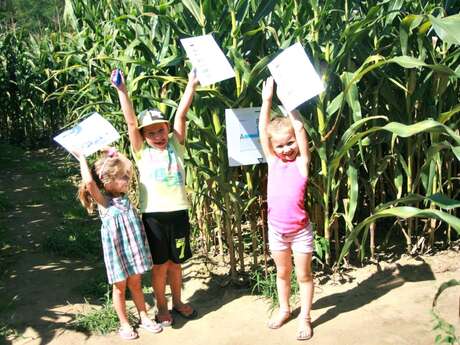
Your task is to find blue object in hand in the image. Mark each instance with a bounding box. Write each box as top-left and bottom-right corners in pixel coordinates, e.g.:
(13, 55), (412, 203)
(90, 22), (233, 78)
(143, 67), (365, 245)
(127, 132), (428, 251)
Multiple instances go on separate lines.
(112, 69), (122, 86)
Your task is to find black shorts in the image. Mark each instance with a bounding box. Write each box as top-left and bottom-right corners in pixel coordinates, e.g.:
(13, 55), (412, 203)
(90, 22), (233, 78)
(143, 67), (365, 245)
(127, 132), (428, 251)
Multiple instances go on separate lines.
(142, 210), (192, 265)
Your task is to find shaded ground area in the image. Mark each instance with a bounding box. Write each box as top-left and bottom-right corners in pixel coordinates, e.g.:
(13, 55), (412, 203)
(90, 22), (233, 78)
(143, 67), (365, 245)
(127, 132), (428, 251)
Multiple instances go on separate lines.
(0, 145), (458, 345)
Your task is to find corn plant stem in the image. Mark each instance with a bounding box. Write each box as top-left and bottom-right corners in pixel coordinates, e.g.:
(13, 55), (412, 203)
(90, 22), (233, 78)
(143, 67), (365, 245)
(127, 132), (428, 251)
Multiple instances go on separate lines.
(223, 190), (237, 280)
(232, 169), (245, 273)
(317, 100), (331, 264)
(214, 106), (237, 279)
(245, 170), (258, 268)
(447, 160), (452, 245)
(261, 197), (268, 278)
(406, 78), (414, 253)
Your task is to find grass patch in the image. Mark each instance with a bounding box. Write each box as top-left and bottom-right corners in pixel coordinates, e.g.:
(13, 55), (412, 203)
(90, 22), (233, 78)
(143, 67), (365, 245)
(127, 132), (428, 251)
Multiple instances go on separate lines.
(23, 160), (53, 174)
(77, 273), (111, 301)
(0, 225), (19, 280)
(249, 268), (299, 310)
(76, 270), (152, 304)
(0, 144), (25, 166)
(71, 295), (137, 335)
(42, 220), (101, 258)
(0, 322), (17, 339)
(0, 193), (13, 212)
(62, 204), (89, 220)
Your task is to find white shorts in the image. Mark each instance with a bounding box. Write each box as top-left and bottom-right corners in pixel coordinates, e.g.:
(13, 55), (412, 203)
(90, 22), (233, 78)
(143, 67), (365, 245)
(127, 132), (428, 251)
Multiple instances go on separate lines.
(268, 224), (314, 254)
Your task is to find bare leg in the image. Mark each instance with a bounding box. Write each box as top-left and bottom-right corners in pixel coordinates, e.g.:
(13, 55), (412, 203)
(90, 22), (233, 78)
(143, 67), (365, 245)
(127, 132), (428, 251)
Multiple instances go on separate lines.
(293, 251), (314, 339)
(268, 249), (292, 328)
(169, 261), (183, 307)
(127, 274), (148, 321)
(127, 274), (162, 332)
(113, 280), (130, 327)
(169, 261), (195, 316)
(152, 263), (172, 323)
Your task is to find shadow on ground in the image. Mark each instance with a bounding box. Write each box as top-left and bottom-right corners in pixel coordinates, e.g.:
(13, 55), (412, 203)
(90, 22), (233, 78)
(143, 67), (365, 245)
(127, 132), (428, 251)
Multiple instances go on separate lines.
(311, 259), (435, 327)
(0, 144), (101, 345)
(146, 256), (252, 330)
(0, 144), (251, 343)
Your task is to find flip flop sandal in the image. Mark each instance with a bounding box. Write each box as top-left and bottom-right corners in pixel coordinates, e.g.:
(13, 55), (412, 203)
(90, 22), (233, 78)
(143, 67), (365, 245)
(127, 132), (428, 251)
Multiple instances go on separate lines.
(118, 325), (138, 340)
(172, 305), (198, 319)
(155, 313), (173, 327)
(139, 319), (163, 334)
(267, 309), (291, 329)
(296, 316), (313, 341)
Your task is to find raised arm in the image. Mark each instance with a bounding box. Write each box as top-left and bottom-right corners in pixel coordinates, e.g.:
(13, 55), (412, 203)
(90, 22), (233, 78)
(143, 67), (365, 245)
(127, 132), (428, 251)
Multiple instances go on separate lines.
(173, 68), (199, 145)
(74, 151), (107, 207)
(111, 70), (144, 152)
(259, 77), (275, 160)
(287, 109), (311, 176)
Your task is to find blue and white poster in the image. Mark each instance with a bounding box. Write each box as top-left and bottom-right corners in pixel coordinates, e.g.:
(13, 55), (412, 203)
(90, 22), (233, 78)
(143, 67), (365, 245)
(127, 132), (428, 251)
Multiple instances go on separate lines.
(225, 107), (266, 167)
(53, 112), (120, 158)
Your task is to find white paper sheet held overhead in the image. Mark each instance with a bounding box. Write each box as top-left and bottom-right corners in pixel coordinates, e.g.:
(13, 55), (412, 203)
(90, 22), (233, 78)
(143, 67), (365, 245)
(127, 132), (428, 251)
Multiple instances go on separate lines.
(53, 112), (120, 157)
(225, 107), (266, 167)
(268, 42), (324, 111)
(180, 34), (235, 86)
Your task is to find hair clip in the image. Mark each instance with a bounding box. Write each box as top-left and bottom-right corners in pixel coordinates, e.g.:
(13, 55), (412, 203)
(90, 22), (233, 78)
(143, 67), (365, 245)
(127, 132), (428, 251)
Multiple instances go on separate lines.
(107, 147), (118, 157)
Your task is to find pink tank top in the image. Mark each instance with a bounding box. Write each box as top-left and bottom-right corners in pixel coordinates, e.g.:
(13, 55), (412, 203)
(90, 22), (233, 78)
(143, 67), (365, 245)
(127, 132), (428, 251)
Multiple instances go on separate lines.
(267, 157), (308, 234)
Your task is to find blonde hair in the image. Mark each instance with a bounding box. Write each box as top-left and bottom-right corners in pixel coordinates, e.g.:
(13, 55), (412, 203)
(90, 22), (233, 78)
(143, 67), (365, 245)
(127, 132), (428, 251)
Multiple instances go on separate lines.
(267, 116), (294, 140)
(77, 150), (133, 214)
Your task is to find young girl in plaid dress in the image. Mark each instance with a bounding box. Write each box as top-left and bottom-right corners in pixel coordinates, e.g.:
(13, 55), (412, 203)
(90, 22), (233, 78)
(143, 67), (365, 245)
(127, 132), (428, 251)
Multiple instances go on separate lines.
(76, 148), (162, 340)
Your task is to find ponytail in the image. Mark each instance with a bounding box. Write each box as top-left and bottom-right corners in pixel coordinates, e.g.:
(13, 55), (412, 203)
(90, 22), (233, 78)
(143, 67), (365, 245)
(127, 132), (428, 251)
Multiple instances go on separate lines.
(77, 165), (101, 214)
(77, 181), (95, 214)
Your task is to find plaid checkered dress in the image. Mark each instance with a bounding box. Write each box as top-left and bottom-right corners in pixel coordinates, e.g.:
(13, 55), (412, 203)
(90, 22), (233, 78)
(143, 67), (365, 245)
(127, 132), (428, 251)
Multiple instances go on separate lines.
(99, 196), (153, 284)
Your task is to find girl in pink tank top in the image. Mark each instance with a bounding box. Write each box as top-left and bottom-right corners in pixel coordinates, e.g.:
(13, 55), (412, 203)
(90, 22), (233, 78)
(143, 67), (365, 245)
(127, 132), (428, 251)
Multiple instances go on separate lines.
(259, 77), (314, 341)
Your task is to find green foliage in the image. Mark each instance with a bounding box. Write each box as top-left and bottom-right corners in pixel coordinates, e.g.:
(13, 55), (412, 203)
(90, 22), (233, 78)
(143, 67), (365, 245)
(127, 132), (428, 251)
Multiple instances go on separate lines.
(313, 234), (329, 267)
(77, 274), (111, 301)
(0, 193), (12, 212)
(1, 0), (460, 275)
(250, 268), (299, 309)
(0, 322), (17, 340)
(0, 0), (63, 31)
(432, 310), (459, 345)
(250, 269), (278, 308)
(431, 279), (460, 344)
(71, 293), (137, 335)
(42, 221), (101, 258)
(433, 279), (460, 307)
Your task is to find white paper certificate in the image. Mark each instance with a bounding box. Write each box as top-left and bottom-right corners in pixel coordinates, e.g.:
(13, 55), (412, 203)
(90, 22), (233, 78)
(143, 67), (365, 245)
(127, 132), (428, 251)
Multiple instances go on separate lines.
(53, 112), (120, 157)
(180, 34), (235, 86)
(225, 107), (266, 167)
(268, 42), (324, 111)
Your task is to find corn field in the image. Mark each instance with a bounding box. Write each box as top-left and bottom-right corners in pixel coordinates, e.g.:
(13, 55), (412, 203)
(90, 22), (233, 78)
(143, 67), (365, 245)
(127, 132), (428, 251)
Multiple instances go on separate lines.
(1, 0), (460, 279)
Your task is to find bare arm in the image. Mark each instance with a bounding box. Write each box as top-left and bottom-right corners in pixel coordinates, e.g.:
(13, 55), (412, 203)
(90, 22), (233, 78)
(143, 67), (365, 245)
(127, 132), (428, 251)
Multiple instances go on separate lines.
(111, 70), (144, 152)
(173, 69), (199, 145)
(259, 77), (275, 161)
(288, 109), (311, 176)
(74, 151), (107, 207)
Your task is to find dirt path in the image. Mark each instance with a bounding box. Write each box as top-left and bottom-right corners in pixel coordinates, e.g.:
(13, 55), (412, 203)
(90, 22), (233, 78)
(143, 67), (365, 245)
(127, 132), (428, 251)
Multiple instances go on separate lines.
(0, 146), (458, 345)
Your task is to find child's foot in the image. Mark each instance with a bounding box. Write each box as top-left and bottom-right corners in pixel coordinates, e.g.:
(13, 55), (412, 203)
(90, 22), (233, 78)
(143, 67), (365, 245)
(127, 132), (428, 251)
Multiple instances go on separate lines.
(155, 312), (173, 327)
(296, 316), (313, 341)
(172, 303), (198, 319)
(139, 317), (163, 333)
(118, 324), (138, 340)
(267, 309), (291, 329)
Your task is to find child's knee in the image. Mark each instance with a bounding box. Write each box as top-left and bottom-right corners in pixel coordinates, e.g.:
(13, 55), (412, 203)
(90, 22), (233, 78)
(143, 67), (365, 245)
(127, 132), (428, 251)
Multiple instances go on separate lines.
(127, 275), (142, 290)
(297, 272), (313, 284)
(276, 267), (292, 279)
(113, 281), (127, 295)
